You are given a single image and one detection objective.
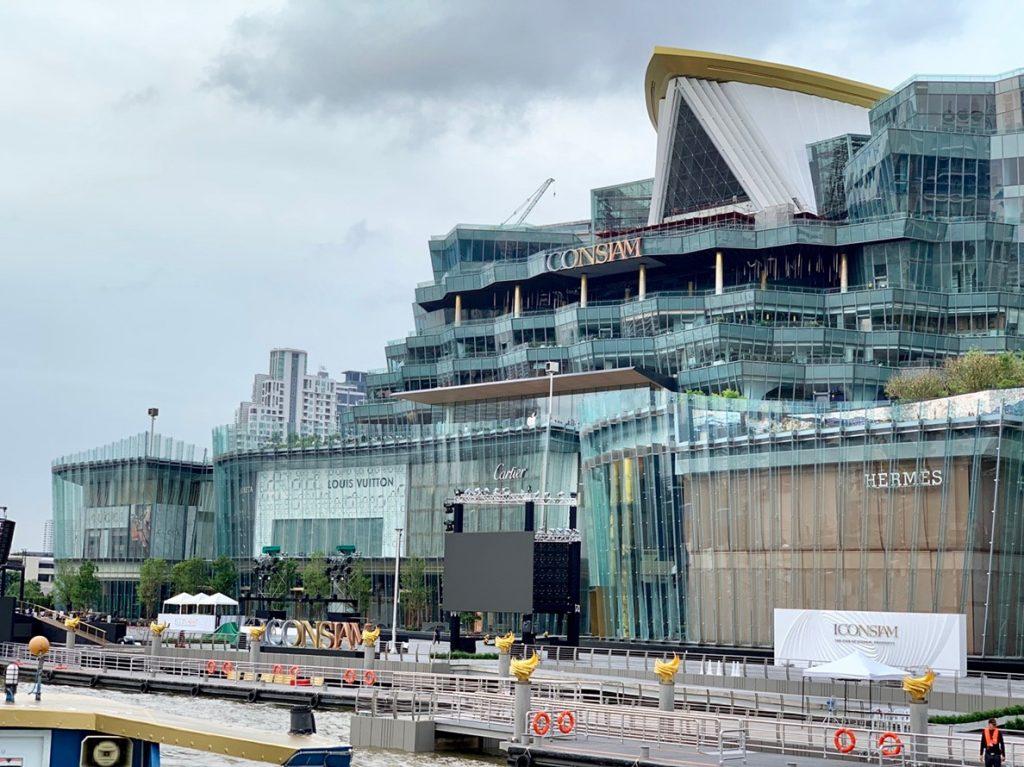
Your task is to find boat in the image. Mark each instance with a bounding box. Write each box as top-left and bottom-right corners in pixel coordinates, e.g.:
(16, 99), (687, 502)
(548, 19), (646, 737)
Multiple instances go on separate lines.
(0, 688), (352, 766)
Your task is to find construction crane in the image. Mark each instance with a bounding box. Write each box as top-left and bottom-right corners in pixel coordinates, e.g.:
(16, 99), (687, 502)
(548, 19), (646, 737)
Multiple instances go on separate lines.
(501, 178), (555, 226)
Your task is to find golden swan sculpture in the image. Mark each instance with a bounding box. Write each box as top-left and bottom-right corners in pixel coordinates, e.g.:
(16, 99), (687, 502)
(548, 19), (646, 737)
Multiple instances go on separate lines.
(495, 632), (516, 654)
(654, 654), (681, 683)
(510, 651), (540, 682)
(361, 625), (381, 647)
(902, 669), (936, 702)
(149, 622), (169, 635)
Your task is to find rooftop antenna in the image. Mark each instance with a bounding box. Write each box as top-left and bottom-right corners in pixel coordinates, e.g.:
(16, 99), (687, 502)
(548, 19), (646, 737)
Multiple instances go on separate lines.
(501, 178), (555, 227)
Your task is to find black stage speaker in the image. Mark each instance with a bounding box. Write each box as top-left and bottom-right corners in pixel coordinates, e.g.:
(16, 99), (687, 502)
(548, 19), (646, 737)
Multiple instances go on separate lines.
(0, 519), (15, 566)
(532, 540), (581, 613)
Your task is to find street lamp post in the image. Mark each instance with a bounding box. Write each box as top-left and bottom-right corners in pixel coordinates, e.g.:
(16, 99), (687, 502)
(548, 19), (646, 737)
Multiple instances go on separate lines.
(538, 361), (559, 529)
(147, 407), (159, 456)
(390, 528), (403, 655)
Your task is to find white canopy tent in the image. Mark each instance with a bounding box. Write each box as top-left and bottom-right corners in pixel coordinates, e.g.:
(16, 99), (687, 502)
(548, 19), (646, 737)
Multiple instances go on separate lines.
(162, 593), (194, 614)
(803, 651), (906, 722)
(206, 593), (239, 607)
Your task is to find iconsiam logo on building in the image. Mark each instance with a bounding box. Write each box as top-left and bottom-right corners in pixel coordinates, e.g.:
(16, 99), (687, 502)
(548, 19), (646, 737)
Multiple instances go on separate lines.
(864, 468), (943, 489)
(834, 623), (899, 640)
(545, 237), (642, 272)
(258, 618), (363, 650)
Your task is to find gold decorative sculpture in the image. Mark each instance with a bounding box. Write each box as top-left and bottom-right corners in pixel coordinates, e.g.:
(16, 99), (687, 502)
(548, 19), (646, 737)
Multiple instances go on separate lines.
(654, 654), (681, 683)
(495, 632), (516, 654)
(149, 622), (169, 635)
(361, 625), (381, 647)
(902, 669), (936, 702)
(28, 636), (50, 657)
(246, 624), (267, 641)
(63, 616), (80, 631)
(510, 651), (540, 682)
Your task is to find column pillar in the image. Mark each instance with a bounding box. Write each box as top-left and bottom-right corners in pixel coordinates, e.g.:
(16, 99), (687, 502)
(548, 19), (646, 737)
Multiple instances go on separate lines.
(715, 251), (724, 295)
(638, 265), (647, 300)
(453, 294), (462, 326)
(760, 269), (767, 290)
(65, 630), (76, 649)
(909, 701), (929, 764)
(840, 252), (849, 293)
(149, 633), (162, 657)
(513, 285), (522, 318)
(498, 651), (511, 677)
(248, 636), (261, 666)
(659, 680), (675, 712)
(579, 274), (588, 308)
(363, 642), (375, 670)
(513, 681), (532, 743)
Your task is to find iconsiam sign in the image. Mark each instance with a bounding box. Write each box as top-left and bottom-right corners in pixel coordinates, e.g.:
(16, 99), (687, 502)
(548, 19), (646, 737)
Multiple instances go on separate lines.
(254, 618), (363, 650)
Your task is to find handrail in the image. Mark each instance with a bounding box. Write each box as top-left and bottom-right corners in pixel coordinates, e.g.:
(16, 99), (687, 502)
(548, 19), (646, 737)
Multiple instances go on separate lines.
(17, 602), (109, 643)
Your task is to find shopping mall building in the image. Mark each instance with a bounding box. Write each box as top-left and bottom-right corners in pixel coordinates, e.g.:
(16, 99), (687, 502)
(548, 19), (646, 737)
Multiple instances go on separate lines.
(57, 49), (1024, 658)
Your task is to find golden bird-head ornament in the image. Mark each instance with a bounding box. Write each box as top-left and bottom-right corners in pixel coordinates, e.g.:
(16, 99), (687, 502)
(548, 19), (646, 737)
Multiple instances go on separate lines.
(362, 625), (381, 646)
(495, 632), (516, 654)
(149, 622), (169, 635)
(510, 651), (540, 682)
(246, 624), (267, 641)
(902, 669), (936, 702)
(63, 616), (81, 630)
(654, 654), (681, 683)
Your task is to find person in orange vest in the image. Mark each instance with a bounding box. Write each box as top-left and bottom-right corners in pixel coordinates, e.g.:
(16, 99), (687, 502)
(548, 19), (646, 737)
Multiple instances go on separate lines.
(981, 718), (1005, 767)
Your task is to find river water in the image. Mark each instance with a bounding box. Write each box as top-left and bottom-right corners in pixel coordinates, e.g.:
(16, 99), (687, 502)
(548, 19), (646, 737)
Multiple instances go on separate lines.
(57, 685), (499, 767)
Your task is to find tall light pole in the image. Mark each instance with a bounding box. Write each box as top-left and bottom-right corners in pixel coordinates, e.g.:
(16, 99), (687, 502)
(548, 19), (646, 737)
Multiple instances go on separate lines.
(538, 362), (559, 529)
(147, 407), (159, 456)
(390, 527), (403, 655)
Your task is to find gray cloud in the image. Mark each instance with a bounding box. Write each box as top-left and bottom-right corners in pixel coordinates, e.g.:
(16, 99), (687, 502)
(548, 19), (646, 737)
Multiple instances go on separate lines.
(114, 85), (159, 110)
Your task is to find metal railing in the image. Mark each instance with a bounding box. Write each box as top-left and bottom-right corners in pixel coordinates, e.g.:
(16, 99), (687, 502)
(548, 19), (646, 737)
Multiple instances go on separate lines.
(18, 603), (110, 644)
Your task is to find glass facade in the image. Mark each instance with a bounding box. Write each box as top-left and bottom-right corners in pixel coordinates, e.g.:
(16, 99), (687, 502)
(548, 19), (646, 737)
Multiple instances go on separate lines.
(580, 389), (1024, 657)
(591, 179), (654, 234)
(51, 433), (213, 616)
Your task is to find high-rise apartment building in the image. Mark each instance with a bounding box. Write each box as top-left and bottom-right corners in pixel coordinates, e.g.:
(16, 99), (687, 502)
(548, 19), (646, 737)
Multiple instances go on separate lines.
(233, 349), (366, 442)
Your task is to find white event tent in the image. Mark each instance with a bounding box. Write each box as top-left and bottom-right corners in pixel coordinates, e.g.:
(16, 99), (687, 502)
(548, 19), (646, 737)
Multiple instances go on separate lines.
(803, 651), (906, 722)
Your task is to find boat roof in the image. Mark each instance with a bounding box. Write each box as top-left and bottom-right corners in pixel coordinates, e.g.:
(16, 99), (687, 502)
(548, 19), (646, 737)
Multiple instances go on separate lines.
(0, 691), (349, 765)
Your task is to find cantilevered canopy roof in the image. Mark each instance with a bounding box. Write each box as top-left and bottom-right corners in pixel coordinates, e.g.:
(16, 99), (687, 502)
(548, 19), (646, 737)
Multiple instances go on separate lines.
(392, 366), (673, 406)
(645, 47), (890, 126)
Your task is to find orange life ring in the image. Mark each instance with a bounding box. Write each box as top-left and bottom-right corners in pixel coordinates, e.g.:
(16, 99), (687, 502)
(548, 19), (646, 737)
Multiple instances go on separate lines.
(222, 660), (235, 675)
(834, 728), (856, 753)
(289, 665), (300, 678)
(533, 712), (551, 737)
(343, 668), (357, 685)
(878, 732), (902, 757)
(271, 664), (283, 675)
(205, 659), (217, 675)
(557, 710), (575, 734)
(363, 670), (377, 686)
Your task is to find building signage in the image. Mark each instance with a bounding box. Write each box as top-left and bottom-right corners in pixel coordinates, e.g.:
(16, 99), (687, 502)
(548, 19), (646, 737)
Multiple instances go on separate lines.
(493, 463), (528, 481)
(864, 469), (943, 489)
(254, 465), (408, 558)
(257, 618), (362, 650)
(544, 237), (641, 272)
(774, 608), (966, 677)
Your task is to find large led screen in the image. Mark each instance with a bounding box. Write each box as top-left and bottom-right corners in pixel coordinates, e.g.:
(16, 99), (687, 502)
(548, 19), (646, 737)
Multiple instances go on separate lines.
(442, 532), (534, 613)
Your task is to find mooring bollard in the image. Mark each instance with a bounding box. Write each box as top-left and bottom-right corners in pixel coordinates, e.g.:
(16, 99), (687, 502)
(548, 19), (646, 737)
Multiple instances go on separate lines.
(361, 623), (380, 670)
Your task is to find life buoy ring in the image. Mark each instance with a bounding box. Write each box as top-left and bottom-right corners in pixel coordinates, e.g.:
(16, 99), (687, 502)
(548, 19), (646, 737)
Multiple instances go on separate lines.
(205, 659), (217, 675)
(557, 710), (575, 735)
(289, 664), (300, 678)
(514, 754), (532, 767)
(222, 660), (235, 675)
(878, 732), (902, 757)
(532, 712), (551, 737)
(271, 664), (284, 675)
(247, 689), (258, 703)
(310, 693), (322, 709)
(834, 728), (856, 753)
(343, 668), (357, 685)
(363, 670), (377, 686)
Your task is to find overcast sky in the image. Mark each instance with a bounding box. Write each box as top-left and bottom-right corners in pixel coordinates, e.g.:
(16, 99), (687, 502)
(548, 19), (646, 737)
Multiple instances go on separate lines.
(4, 0), (1023, 548)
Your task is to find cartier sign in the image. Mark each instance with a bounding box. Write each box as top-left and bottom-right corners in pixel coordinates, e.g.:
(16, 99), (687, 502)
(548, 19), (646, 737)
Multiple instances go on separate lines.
(545, 237), (641, 272)
(864, 469), (943, 489)
(494, 463), (528, 481)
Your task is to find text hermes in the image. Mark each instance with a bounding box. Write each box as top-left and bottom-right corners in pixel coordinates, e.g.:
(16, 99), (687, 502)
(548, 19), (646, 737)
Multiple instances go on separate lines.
(864, 469), (943, 488)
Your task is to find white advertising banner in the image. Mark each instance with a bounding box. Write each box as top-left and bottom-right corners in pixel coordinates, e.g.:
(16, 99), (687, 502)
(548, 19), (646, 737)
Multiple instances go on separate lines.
(254, 466), (408, 558)
(157, 613), (217, 634)
(774, 609), (967, 677)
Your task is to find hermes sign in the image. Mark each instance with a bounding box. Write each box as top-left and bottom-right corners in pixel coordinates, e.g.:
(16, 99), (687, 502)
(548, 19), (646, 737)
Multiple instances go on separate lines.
(545, 237), (641, 272)
(864, 469), (943, 489)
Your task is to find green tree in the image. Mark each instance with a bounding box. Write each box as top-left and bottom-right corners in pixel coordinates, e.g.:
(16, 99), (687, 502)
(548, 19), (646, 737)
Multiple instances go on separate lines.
(945, 350), (1024, 395)
(4, 573), (51, 607)
(300, 554), (331, 599)
(210, 555), (238, 597)
(72, 560), (102, 610)
(400, 557), (429, 629)
(53, 562), (78, 610)
(343, 560), (373, 618)
(137, 558), (170, 617)
(884, 368), (948, 402)
(268, 559), (299, 610)
(171, 557), (208, 595)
